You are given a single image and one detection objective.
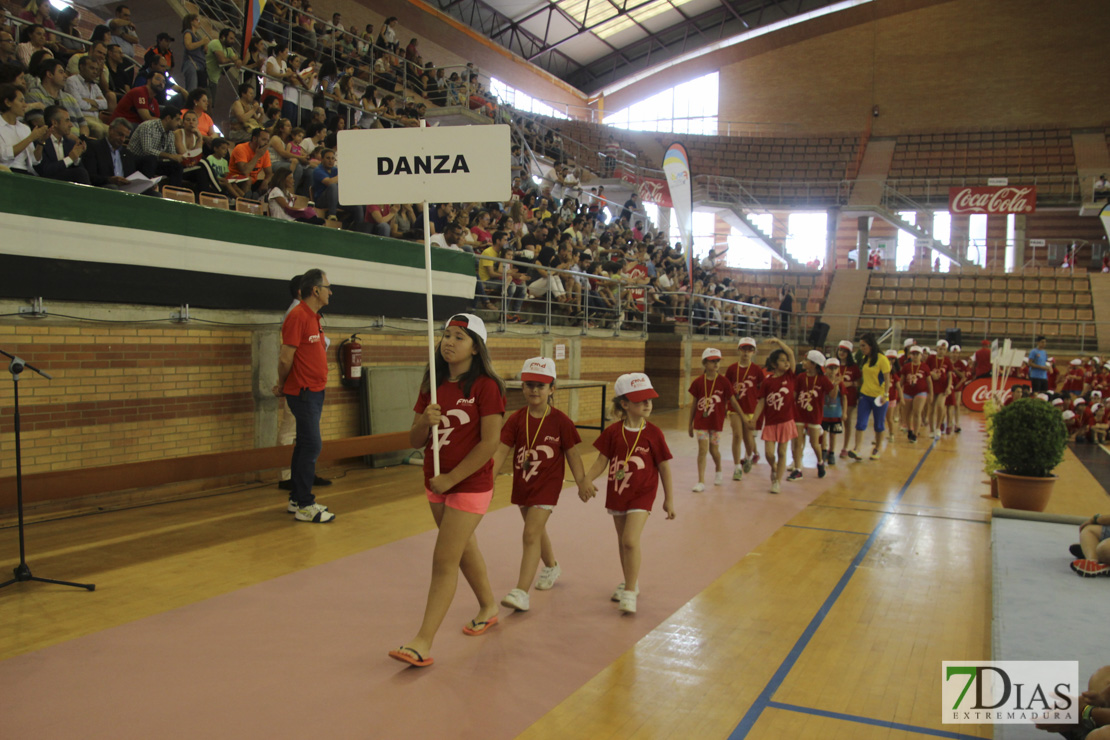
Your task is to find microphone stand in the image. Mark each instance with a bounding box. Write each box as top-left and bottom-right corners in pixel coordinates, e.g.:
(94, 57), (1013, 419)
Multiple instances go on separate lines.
(0, 349), (94, 592)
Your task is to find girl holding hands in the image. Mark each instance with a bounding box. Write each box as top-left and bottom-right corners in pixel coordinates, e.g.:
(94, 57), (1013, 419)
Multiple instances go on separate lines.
(751, 338), (797, 494)
(689, 348), (741, 491)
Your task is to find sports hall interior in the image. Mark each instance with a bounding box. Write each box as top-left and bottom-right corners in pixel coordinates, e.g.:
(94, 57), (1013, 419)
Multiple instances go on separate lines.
(1, 0), (1109, 738)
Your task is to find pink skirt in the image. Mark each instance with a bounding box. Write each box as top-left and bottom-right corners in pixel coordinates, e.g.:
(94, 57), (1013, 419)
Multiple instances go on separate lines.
(761, 419), (799, 443)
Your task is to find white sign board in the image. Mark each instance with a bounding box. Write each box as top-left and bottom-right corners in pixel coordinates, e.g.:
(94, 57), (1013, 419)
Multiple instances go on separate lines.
(555, 344), (565, 360)
(338, 125), (511, 205)
(1029, 238), (1046, 247)
(914, 238), (933, 248)
(987, 177), (1009, 186)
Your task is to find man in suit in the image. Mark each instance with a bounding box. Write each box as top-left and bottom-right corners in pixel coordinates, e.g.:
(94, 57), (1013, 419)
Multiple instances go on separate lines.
(85, 117), (152, 192)
(35, 105), (91, 184)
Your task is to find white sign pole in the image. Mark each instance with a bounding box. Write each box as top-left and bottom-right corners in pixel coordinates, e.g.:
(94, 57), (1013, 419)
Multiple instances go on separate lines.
(420, 119), (440, 477)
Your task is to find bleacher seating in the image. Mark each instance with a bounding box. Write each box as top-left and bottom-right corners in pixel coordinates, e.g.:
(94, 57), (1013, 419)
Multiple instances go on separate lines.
(856, 272), (1096, 347)
(716, 269), (831, 316)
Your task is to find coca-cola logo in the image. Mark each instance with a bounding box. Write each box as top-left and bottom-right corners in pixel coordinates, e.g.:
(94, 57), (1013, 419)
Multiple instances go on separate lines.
(620, 172), (673, 208)
(948, 186), (1037, 215)
(962, 377), (1021, 412)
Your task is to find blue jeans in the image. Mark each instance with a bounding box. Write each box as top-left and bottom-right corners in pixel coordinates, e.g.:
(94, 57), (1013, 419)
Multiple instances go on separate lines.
(285, 389), (324, 507)
(856, 393), (886, 433)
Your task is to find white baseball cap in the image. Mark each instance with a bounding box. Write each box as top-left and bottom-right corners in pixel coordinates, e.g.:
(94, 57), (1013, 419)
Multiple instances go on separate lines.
(903, 338), (915, 348)
(825, 357), (841, 368)
(445, 313), (487, 342)
(1092, 390), (1103, 398)
(909, 346), (923, 354)
(1048, 357), (1056, 363)
(1070, 358), (1082, 366)
(838, 340), (853, 352)
(806, 350), (827, 366)
(737, 337), (757, 349)
(1104, 363), (1110, 371)
(1035, 393), (1049, 401)
(927, 348), (937, 355)
(1093, 403), (1103, 413)
(1051, 397), (1064, 406)
(702, 348), (723, 361)
(1062, 410), (1076, 420)
(950, 345), (961, 352)
(884, 349), (899, 358)
(1075, 397), (1087, 406)
(614, 372), (658, 402)
(936, 339), (948, 348)
(520, 357), (556, 383)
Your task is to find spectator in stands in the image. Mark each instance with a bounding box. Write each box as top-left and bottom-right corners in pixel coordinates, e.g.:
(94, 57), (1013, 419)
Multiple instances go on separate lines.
(604, 135), (620, 176)
(175, 109), (219, 192)
(1095, 174), (1110, 203)
(25, 58), (87, 138)
(430, 221), (464, 251)
(0, 30), (16, 67)
(140, 32), (174, 81)
(205, 137), (241, 197)
(778, 285), (794, 337)
(269, 117), (309, 194)
(112, 71), (164, 124)
(265, 166), (323, 223)
(65, 55), (108, 138)
(53, 7), (84, 63)
(16, 24), (49, 69)
(18, 1), (56, 39)
(228, 126), (271, 198)
(109, 4), (139, 51)
(181, 87), (213, 145)
(104, 43), (132, 101)
(378, 17), (399, 53)
(619, 192), (639, 224)
(66, 40), (114, 109)
(366, 203), (395, 237)
(128, 105), (183, 186)
(312, 148), (366, 231)
(294, 4), (317, 53)
(205, 28), (241, 102)
(0, 83), (47, 174)
(180, 14), (207, 92)
(85, 117), (148, 190)
(261, 42), (293, 112)
(259, 2), (290, 47)
(226, 81), (262, 142)
(373, 53), (401, 94)
(35, 105), (90, 183)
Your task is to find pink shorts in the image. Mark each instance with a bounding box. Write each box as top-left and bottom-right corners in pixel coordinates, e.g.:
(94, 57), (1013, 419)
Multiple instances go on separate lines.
(761, 419), (799, 443)
(426, 488), (494, 515)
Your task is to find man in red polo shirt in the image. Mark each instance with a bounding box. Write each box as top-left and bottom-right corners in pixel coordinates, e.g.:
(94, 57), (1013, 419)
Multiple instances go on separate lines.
(112, 72), (166, 123)
(273, 269), (336, 523)
(972, 339), (993, 379)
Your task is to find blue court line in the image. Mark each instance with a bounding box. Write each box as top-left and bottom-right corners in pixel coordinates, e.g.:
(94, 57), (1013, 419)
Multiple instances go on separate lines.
(728, 440), (937, 739)
(766, 701), (981, 739)
(782, 524), (869, 536)
(850, 498), (985, 513)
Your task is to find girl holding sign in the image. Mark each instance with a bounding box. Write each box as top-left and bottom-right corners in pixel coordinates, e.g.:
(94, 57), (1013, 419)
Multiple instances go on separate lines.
(491, 357), (588, 612)
(579, 373), (675, 615)
(390, 314), (506, 669)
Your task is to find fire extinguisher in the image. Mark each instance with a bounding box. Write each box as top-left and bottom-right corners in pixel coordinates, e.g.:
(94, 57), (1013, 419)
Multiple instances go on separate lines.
(338, 334), (362, 388)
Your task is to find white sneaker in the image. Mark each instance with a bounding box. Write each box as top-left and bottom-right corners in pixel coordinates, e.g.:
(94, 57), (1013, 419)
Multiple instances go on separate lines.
(933, 430), (941, 439)
(611, 582), (639, 601)
(770, 480), (781, 494)
(714, 471), (724, 486)
(618, 589), (637, 614)
(288, 499), (328, 514)
(732, 465), (743, 481)
(535, 562), (561, 590)
(692, 482), (706, 492)
(294, 502), (335, 523)
(500, 588), (530, 611)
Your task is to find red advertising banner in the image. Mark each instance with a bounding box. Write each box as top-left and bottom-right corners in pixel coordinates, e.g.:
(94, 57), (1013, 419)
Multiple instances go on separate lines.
(618, 169), (673, 209)
(961, 377), (1022, 412)
(948, 186), (1036, 215)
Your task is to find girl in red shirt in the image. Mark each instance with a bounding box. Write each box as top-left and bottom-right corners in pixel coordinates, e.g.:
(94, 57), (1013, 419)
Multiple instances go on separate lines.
(726, 337), (765, 479)
(836, 341), (860, 460)
(791, 349), (838, 481)
(751, 338), (797, 494)
(689, 347), (741, 491)
(491, 357), (588, 613)
(884, 350), (901, 441)
(391, 313), (506, 669)
(899, 346), (932, 443)
(1062, 359), (1086, 396)
(580, 372), (674, 615)
(929, 341), (953, 439)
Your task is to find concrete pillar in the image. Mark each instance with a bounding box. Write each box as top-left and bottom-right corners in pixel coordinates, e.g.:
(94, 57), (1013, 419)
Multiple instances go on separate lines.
(1013, 214), (1027, 269)
(857, 216), (870, 270)
(916, 210), (934, 268)
(826, 207), (840, 271)
(253, 329), (283, 449)
(950, 214), (970, 262)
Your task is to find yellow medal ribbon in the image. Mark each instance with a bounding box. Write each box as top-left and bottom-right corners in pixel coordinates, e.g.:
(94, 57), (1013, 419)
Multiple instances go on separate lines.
(522, 405), (549, 472)
(615, 420), (645, 481)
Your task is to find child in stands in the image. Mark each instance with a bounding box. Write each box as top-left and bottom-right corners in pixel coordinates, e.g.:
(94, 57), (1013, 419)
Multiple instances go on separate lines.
(390, 313), (506, 669)
(751, 338), (797, 494)
(688, 348), (741, 491)
(726, 337), (765, 480)
(790, 349), (837, 480)
(580, 373), (674, 614)
(1061, 359), (1086, 396)
(491, 357), (587, 613)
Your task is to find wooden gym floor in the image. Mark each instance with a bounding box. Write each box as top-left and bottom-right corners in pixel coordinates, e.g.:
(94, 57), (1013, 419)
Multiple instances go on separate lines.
(0, 407), (1105, 739)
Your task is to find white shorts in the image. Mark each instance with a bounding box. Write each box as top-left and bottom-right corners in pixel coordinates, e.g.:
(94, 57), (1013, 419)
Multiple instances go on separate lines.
(796, 422), (822, 433)
(607, 508), (650, 516)
(519, 504), (555, 512)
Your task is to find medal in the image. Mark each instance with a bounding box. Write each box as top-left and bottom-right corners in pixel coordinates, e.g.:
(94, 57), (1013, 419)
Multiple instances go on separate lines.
(523, 458), (532, 472)
(702, 407), (711, 418)
(615, 469), (625, 481)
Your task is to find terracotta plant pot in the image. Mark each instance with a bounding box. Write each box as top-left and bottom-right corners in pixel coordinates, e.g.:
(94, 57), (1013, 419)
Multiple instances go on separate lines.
(994, 471), (1055, 512)
(990, 476), (998, 499)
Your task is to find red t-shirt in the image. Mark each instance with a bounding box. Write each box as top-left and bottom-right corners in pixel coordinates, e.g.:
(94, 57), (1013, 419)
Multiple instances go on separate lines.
(900, 362), (931, 396)
(1048, 367), (1058, 389)
(1079, 407), (1095, 427)
(794, 373), (833, 426)
(688, 374), (735, 432)
(414, 375), (506, 494)
(888, 368), (901, 401)
(593, 420), (672, 512)
(113, 86), (159, 124)
(725, 362), (765, 414)
(973, 347), (992, 377)
(280, 301), (328, 394)
(759, 370), (796, 425)
(1062, 368), (1085, 392)
(499, 406), (581, 507)
(951, 359), (969, 389)
(930, 357), (952, 395)
(840, 364), (861, 407)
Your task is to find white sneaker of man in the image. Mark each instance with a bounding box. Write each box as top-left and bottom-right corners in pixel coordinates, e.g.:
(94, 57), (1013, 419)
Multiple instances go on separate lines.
(294, 502), (335, 523)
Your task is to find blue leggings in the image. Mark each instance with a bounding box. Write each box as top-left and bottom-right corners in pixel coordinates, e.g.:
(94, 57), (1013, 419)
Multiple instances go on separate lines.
(856, 393), (887, 433)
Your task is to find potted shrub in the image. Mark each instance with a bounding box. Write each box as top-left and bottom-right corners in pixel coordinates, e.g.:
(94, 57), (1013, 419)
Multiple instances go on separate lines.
(990, 398), (1067, 511)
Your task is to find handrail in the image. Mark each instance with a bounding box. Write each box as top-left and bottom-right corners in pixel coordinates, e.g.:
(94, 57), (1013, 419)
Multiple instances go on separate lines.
(3, 10), (142, 68)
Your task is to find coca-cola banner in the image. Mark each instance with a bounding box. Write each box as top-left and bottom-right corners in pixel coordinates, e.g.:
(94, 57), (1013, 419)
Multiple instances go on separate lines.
(949, 186), (1037, 215)
(619, 170), (673, 209)
(961, 377), (1022, 412)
